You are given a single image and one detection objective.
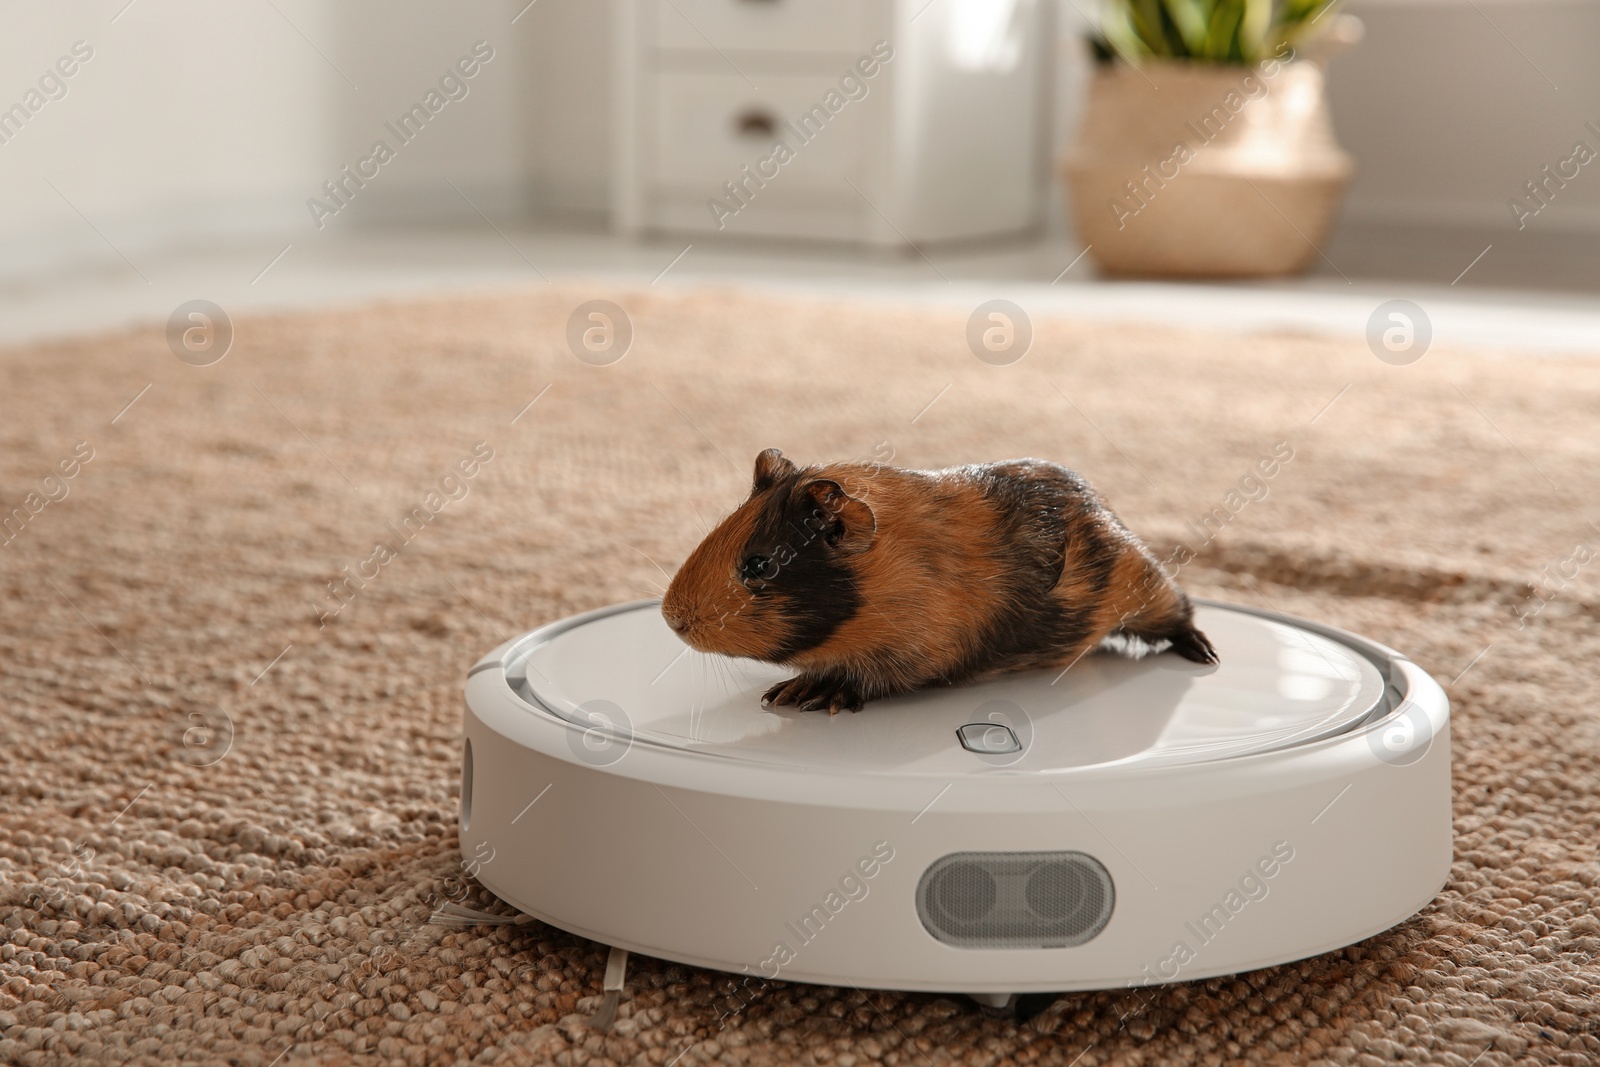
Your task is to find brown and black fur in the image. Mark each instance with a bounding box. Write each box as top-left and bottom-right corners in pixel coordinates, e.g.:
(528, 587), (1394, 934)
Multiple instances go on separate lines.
(660, 449), (1216, 713)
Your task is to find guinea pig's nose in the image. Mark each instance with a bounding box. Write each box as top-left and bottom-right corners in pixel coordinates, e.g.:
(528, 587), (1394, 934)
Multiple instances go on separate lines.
(661, 604), (690, 634)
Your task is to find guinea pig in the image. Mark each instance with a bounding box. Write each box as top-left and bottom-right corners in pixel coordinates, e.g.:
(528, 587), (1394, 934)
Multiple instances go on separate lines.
(660, 449), (1216, 714)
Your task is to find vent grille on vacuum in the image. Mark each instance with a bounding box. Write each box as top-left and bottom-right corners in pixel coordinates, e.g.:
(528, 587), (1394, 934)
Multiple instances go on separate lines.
(916, 851), (1114, 949)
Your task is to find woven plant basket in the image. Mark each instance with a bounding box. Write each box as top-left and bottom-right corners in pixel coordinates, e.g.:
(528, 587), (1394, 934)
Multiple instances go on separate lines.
(1063, 58), (1353, 278)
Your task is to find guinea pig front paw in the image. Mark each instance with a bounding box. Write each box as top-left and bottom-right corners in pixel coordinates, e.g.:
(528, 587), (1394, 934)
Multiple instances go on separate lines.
(761, 674), (865, 715)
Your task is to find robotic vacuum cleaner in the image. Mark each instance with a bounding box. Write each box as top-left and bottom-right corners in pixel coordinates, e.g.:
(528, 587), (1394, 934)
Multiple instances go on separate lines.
(460, 599), (1449, 997)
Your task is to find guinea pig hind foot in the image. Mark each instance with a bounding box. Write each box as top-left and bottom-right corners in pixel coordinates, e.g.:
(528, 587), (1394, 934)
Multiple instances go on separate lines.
(1163, 625), (1219, 665)
(761, 673), (866, 715)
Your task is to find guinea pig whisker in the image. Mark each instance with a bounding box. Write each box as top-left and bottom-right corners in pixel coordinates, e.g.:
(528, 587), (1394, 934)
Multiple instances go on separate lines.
(613, 539), (675, 584)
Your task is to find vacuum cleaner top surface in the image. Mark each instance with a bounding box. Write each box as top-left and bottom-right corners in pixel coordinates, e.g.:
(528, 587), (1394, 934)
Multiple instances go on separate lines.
(497, 600), (1391, 776)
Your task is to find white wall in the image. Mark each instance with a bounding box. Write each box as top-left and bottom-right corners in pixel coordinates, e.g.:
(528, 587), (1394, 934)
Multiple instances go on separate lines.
(1, 1), (320, 276)
(0, 0), (1594, 284)
(522, 0), (614, 220)
(0, 0), (535, 279)
(1332, 0), (1600, 233)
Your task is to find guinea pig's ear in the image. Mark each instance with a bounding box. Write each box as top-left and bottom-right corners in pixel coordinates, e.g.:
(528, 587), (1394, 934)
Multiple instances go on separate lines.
(802, 479), (875, 554)
(752, 448), (797, 493)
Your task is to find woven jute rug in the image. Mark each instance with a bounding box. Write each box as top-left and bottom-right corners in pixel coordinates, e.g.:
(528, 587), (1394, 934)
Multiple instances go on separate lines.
(2, 284), (1598, 1066)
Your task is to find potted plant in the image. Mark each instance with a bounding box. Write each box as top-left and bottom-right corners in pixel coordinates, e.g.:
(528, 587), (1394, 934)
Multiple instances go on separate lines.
(1064, 0), (1363, 277)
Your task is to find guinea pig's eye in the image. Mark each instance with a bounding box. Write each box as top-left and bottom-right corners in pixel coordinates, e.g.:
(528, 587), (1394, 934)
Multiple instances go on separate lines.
(741, 554), (775, 582)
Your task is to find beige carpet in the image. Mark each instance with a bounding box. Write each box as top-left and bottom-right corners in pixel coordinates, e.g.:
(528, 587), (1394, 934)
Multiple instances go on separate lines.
(2, 285), (1599, 1066)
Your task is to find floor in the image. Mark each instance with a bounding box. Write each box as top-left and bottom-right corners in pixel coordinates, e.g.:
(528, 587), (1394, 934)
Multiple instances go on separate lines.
(8, 280), (1599, 1066)
(2, 219), (1597, 354)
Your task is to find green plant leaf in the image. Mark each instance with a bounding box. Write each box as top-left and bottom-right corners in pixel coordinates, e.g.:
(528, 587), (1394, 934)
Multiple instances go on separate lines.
(1094, 0), (1344, 65)
(1202, 0), (1244, 61)
(1160, 0), (1212, 54)
(1126, 0), (1165, 53)
(1099, 3), (1147, 61)
(1239, 0), (1272, 60)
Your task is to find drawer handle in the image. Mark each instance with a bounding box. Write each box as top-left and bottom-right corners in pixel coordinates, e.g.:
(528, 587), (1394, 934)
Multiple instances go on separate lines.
(733, 109), (779, 139)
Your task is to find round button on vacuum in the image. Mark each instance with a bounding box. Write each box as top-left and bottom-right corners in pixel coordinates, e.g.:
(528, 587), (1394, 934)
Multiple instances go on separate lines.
(958, 722), (1021, 754)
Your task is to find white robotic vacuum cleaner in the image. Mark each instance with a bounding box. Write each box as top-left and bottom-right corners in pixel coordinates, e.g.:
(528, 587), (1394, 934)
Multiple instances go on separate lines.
(459, 598), (1449, 999)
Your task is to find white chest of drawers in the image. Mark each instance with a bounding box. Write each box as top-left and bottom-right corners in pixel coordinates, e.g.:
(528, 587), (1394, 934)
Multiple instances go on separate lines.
(612, 0), (1055, 247)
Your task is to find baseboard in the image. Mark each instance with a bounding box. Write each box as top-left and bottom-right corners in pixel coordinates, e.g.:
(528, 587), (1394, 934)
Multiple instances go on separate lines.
(1338, 197), (1600, 236)
(0, 181), (536, 286)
